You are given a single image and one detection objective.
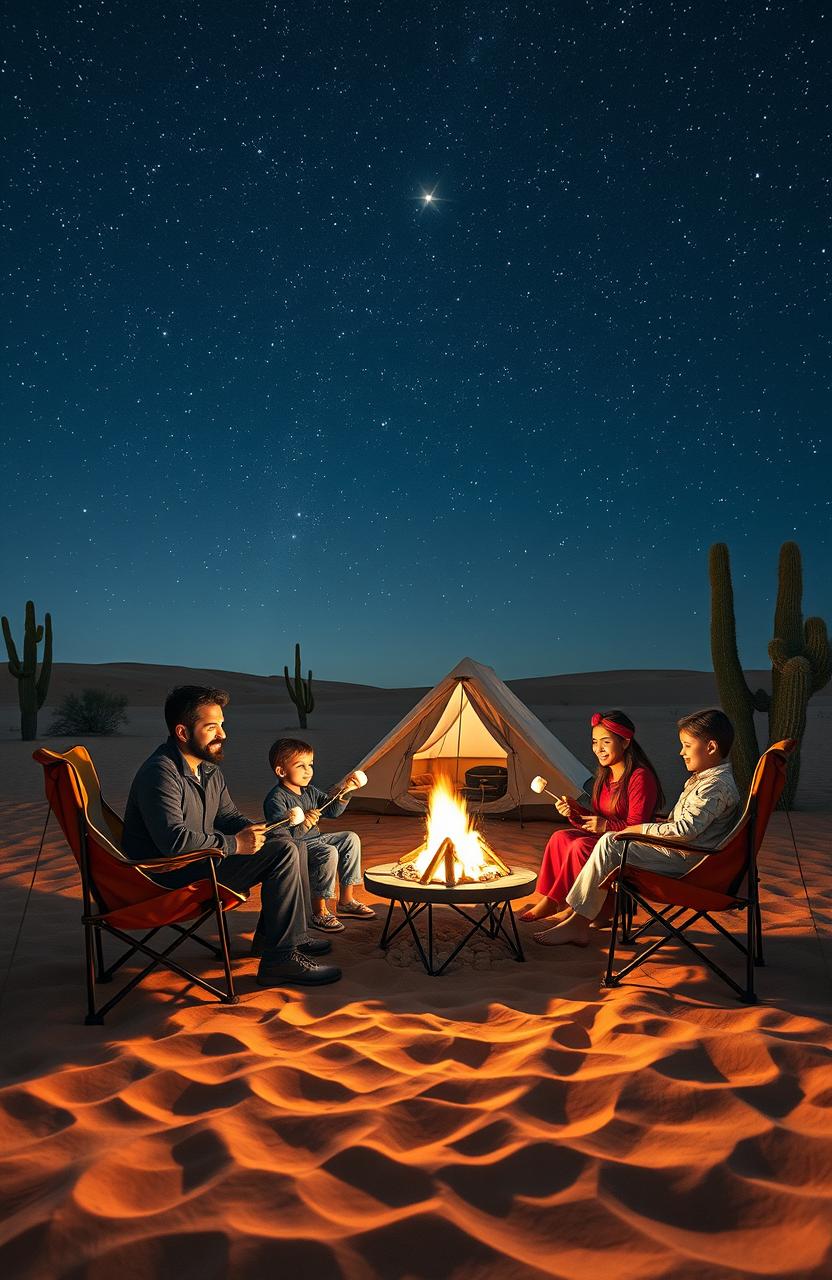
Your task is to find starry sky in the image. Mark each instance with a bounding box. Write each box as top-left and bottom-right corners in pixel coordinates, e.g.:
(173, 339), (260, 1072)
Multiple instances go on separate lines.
(3, 2), (830, 686)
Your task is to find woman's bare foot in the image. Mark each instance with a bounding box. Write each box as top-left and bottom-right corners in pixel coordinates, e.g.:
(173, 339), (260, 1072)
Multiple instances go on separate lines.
(533, 912), (592, 947)
(518, 897), (563, 922)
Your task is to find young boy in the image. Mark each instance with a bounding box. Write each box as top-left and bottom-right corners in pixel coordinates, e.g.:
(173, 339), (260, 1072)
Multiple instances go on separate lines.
(534, 708), (741, 947)
(264, 738), (375, 931)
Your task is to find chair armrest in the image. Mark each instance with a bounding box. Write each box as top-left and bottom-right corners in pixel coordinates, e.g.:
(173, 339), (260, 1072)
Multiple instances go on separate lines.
(127, 849), (225, 871)
(610, 830), (716, 858)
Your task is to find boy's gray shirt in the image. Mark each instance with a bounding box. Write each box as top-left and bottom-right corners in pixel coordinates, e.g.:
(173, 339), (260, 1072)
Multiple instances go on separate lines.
(263, 781), (349, 843)
(122, 737), (251, 860)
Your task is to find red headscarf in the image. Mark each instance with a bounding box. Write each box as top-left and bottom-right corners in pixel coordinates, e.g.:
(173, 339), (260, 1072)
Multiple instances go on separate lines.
(590, 712), (634, 742)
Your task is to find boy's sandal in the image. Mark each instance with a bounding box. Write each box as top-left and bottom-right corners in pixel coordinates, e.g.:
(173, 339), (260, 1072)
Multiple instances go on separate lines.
(310, 913), (346, 932)
(336, 901), (376, 919)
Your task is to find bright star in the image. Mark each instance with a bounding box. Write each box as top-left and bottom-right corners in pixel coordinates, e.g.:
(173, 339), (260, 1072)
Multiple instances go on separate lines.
(412, 185), (445, 212)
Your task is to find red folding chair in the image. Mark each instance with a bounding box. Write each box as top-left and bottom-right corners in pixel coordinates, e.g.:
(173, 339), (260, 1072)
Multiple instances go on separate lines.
(602, 740), (796, 1003)
(33, 746), (247, 1024)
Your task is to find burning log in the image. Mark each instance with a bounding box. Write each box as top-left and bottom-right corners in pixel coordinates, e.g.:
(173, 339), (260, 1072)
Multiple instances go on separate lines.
(419, 837), (457, 886)
(395, 842), (427, 866)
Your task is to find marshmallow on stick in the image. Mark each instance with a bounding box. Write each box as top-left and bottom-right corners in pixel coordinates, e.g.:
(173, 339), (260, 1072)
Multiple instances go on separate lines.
(314, 769), (369, 817)
(530, 775), (563, 802)
(263, 804), (305, 832)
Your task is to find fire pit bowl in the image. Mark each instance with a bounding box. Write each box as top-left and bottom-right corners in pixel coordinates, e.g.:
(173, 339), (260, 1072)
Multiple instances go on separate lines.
(364, 862), (536, 976)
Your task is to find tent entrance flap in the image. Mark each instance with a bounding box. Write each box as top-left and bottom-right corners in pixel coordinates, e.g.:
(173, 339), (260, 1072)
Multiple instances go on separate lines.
(409, 684), (507, 793)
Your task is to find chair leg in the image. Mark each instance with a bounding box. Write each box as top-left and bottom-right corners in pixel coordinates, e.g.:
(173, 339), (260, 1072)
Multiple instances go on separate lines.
(745, 903), (757, 1004)
(621, 891), (634, 943)
(216, 909), (237, 1004)
(84, 923), (103, 1025)
(754, 897), (764, 966)
(603, 886), (622, 988)
(94, 928), (111, 984)
(209, 865), (237, 1005)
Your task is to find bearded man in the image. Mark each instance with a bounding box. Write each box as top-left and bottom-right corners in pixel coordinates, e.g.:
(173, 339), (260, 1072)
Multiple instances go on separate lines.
(122, 684), (340, 987)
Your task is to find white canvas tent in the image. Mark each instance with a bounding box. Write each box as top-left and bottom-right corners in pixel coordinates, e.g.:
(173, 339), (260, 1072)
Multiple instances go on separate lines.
(352, 657), (590, 816)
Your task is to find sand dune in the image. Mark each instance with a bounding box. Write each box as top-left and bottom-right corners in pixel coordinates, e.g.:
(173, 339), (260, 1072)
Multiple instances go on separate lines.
(1, 666), (831, 1277)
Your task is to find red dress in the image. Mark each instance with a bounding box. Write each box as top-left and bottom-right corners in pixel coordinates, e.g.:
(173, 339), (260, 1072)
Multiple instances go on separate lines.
(536, 767), (659, 902)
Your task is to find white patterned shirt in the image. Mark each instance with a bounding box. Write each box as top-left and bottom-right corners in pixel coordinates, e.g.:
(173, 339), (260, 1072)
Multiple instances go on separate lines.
(641, 762), (741, 849)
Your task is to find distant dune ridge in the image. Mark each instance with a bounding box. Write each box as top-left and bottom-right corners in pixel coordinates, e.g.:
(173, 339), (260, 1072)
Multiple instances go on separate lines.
(1, 662), (831, 1277)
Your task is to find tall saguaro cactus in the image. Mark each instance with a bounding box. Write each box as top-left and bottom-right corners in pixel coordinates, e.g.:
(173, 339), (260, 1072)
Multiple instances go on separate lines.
(284, 642), (314, 729)
(767, 543), (830, 807)
(708, 544), (769, 796)
(2, 601), (53, 741)
(709, 542), (829, 807)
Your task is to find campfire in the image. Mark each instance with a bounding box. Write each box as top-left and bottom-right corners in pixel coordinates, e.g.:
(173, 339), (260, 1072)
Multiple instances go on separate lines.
(393, 778), (511, 886)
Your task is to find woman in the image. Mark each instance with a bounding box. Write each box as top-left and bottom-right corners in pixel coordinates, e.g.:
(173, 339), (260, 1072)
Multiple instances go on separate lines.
(519, 710), (663, 922)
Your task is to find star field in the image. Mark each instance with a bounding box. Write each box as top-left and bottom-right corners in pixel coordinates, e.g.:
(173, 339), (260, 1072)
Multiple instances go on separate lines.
(2, 2), (830, 684)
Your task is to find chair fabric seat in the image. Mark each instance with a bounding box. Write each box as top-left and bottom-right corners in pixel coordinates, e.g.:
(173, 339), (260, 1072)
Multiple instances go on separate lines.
(614, 868), (743, 913)
(100, 882), (245, 931)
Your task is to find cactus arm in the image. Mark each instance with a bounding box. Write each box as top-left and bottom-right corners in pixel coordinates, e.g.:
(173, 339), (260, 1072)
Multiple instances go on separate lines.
(22, 600), (38, 678)
(752, 689), (770, 712)
(768, 637), (789, 671)
(769, 656), (811, 809)
(36, 612), (52, 708)
(804, 617), (830, 693)
(772, 542), (805, 659)
(2, 616), (22, 676)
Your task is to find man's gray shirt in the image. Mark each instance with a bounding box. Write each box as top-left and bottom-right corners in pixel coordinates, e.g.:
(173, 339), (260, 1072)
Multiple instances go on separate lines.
(122, 737), (251, 860)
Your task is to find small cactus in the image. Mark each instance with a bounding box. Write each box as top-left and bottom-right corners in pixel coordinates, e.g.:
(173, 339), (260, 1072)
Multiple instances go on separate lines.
(284, 642), (314, 729)
(2, 601), (53, 741)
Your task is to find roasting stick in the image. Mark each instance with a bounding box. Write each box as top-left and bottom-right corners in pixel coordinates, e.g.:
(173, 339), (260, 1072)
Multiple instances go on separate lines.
(299, 769), (369, 822)
(530, 774), (582, 818)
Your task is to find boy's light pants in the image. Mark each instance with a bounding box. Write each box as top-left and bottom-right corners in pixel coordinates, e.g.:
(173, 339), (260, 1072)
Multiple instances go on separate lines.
(566, 831), (693, 920)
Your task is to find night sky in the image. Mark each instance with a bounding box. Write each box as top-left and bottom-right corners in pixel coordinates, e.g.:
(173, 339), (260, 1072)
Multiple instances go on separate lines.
(3, 2), (830, 686)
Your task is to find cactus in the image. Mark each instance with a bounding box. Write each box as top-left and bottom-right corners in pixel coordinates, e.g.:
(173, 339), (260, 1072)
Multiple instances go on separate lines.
(709, 542), (829, 807)
(2, 601), (53, 741)
(767, 542), (830, 807)
(708, 545), (769, 797)
(284, 642), (314, 729)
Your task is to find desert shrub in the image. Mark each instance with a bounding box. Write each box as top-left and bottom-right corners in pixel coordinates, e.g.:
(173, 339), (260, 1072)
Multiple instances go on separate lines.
(49, 688), (129, 736)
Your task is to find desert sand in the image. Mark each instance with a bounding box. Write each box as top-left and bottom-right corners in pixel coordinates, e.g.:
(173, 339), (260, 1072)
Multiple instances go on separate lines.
(1, 664), (831, 1279)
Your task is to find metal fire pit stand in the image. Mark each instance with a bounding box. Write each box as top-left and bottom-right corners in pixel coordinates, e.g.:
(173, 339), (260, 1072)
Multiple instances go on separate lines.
(364, 864), (537, 977)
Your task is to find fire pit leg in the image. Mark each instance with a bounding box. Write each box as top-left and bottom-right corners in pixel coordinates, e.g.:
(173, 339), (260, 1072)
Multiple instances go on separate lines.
(506, 902), (525, 962)
(379, 898), (397, 949)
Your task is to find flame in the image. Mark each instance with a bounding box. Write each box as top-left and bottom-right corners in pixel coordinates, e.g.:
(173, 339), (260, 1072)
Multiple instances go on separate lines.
(409, 778), (496, 884)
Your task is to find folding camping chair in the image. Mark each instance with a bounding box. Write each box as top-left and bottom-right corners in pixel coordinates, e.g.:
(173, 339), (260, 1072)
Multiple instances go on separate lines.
(33, 746), (246, 1024)
(601, 739), (795, 1003)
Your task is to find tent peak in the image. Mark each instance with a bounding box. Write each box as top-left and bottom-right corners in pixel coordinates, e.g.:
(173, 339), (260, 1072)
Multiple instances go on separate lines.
(448, 657), (497, 680)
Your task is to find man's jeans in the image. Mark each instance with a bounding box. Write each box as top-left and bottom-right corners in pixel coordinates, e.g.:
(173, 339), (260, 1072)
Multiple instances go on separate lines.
(151, 834), (308, 961)
(305, 831), (362, 899)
